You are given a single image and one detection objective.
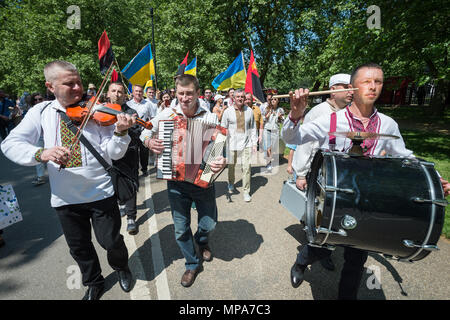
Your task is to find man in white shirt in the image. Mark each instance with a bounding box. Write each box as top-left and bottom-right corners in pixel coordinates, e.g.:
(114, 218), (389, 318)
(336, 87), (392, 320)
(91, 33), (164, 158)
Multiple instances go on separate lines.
(144, 85), (159, 112)
(1, 60), (136, 300)
(223, 88), (235, 108)
(202, 88), (214, 111)
(293, 73), (353, 190)
(141, 74), (226, 288)
(221, 89), (257, 202)
(126, 84), (155, 175)
(283, 63), (450, 299)
(291, 73), (353, 273)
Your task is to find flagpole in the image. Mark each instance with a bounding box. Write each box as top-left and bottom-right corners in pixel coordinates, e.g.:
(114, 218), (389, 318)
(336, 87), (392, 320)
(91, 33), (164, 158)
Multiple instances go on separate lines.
(113, 58), (132, 97)
(150, 7), (158, 90)
(241, 51), (246, 77)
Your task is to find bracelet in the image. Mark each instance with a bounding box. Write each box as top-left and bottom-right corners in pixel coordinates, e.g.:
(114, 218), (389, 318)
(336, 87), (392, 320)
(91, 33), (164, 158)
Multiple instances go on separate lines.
(289, 112), (303, 126)
(114, 130), (128, 137)
(35, 148), (44, 162)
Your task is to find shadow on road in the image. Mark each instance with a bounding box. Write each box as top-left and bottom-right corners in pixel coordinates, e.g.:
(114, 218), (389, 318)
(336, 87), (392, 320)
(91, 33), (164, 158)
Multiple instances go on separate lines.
(129, 218), (263, 282)
(0, 153), (63, 269)
(284, 223), (388, 300)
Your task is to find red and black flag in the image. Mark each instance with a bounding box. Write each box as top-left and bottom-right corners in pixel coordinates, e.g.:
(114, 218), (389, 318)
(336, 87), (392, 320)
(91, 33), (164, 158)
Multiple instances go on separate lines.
(175, 51), (189, 77)
(245, 50), (265, 103)
(98, 30), (115, 75)
(111, 69), (119, 82)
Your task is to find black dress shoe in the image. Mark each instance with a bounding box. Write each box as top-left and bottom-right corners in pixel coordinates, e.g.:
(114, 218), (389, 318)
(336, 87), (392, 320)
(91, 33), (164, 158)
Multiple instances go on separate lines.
(117, 268), (133, 292)
(290, 263), (306, 288)
(320, 256), (335, 271)
(82, 284), (105, 300)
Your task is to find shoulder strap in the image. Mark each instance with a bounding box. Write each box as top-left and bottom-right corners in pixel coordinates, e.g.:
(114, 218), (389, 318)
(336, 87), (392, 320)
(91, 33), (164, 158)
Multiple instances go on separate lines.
(329, 112), (337, 151)
(40, 101), (53, 114)
(57, 110), (112, 171)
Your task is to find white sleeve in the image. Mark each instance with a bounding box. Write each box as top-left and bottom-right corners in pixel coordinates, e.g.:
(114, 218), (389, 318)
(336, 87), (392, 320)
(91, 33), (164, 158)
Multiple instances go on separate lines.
(140, 111), (164, 142)
(384, 123), (415, 158)
(1, 107), (43, 166)
(99, 124), (131, 161)
(292, 140), (320, 178)
(220, 108), (229, 128)
(281, 115), (329, 146)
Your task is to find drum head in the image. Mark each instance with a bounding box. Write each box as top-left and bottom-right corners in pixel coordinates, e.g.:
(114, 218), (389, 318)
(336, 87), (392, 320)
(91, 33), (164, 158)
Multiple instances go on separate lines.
(305, 151), (328, 243)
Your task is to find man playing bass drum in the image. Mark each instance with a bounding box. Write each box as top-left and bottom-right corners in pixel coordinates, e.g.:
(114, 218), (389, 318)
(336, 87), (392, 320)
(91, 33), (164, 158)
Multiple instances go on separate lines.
(282, 62), (450, 299)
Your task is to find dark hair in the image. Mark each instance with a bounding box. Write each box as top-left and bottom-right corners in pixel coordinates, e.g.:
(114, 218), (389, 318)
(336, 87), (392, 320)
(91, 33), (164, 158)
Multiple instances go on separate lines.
(31, 92), (43, 105)
(175, 74), (200, 92)
(350, 63), (383, 85)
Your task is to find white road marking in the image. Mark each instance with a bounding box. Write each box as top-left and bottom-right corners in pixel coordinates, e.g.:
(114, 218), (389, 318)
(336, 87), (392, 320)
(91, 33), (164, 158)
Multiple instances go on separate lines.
(144, 175), (171, 300)
(124, 174), (171, 300)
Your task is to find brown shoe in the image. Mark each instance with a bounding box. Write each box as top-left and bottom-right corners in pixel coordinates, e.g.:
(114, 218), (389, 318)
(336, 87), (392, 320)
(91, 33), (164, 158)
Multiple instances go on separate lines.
(180, 266), (202, 288)
(199, 245), (213, 262)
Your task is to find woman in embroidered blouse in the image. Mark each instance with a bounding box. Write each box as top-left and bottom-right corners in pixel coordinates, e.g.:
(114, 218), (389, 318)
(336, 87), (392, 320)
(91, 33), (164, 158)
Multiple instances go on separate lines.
(262, 96), (284, 171)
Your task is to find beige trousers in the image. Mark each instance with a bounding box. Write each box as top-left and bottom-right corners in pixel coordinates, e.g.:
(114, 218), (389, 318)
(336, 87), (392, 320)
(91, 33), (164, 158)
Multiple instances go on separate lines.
(227, 148), (252, 194)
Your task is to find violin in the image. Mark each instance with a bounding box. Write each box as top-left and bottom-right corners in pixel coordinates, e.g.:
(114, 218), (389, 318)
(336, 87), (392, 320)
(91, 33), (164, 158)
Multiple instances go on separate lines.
(66, 98), (153, 130)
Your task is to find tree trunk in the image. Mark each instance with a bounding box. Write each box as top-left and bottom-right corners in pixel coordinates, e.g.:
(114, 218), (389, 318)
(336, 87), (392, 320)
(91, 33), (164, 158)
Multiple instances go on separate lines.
(430, 79), (448, 115)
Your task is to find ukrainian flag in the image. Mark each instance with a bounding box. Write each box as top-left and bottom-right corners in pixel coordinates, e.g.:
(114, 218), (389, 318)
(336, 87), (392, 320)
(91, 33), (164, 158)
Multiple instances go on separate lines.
(184, 57), (197, 77)
(144, 75), (155, 92)
(212, 52), (246, 90)
(122, 43), (155, 86)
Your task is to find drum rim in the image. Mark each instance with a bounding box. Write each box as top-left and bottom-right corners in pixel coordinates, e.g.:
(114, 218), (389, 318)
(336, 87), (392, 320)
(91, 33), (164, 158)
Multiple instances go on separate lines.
(400, 163), (438, 261)
(318, 153), (338, 246)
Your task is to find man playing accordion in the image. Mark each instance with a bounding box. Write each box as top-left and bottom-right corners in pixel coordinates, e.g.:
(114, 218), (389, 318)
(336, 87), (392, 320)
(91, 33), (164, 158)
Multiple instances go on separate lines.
(141, 74), (227, 287)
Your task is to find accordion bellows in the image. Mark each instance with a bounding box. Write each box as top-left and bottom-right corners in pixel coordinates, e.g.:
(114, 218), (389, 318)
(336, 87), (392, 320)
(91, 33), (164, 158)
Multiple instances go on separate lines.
(156, 117), (227, 188)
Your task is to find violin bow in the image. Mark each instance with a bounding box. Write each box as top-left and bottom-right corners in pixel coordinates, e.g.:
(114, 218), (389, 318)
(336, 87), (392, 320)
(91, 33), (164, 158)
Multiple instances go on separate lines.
(59, 62), (115, 170)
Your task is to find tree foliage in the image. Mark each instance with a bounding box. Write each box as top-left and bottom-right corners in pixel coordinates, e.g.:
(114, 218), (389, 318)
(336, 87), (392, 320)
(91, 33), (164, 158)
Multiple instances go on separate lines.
(0, 0), (448, 111)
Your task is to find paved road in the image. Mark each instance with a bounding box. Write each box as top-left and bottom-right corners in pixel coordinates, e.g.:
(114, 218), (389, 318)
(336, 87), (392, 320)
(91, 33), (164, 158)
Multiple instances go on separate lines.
(0, 150), (449, 300)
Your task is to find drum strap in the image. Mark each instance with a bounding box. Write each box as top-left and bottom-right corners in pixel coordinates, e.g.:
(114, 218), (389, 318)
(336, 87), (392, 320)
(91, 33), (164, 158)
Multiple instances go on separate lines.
(329, 112), (337, 151)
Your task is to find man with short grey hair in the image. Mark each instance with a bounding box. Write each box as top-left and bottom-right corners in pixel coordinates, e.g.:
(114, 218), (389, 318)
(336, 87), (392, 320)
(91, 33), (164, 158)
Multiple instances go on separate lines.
(221, 89), (257, 202)
(2, 60), (136, 300)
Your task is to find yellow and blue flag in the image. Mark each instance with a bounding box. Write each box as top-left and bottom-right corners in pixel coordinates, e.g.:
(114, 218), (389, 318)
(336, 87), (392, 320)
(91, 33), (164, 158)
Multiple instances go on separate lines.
(144, 75), (155, 92)
(184, 57), (197, 77)
(122, 43), (155, 86)
(212, 53), (246, 90)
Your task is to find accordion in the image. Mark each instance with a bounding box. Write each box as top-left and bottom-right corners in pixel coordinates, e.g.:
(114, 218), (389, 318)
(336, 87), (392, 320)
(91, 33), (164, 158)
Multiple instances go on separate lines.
(156, 117), (228, 188)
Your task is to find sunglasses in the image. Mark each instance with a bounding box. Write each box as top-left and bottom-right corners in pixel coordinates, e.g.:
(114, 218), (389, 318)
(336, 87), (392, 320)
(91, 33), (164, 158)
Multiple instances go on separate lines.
(35, 97), (43, 102)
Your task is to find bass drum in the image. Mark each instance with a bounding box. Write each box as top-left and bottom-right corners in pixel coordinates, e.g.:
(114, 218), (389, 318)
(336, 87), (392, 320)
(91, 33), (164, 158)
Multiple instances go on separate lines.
(304, 150), (446, 262)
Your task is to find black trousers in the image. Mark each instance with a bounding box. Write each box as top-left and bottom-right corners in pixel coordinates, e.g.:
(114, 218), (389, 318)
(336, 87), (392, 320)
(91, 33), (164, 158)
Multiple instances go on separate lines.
(296, 244), (368, 300)
(138, 140), (149, 172)
(122, 193), (137, 219)
(55, 196), (129, 287)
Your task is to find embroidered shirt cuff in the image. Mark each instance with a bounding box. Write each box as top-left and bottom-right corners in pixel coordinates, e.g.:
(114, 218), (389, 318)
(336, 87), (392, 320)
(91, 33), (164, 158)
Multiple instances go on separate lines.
(35, 148), (44, 162)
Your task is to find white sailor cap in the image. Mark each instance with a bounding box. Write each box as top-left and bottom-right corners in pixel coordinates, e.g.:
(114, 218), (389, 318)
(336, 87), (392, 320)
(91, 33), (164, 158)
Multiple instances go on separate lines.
(329, 73), (351, 87)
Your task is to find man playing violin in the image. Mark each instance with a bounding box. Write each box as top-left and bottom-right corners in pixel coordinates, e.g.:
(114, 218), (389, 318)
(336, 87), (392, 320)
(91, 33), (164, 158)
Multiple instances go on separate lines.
(1, 60), (136, 300)
(282, 62), (450, 299)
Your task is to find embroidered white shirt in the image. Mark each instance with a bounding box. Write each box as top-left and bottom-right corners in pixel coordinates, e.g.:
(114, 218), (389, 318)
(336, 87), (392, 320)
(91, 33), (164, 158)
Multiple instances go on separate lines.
(282, 107), (414, 158)
(1, 99), (131, 207)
